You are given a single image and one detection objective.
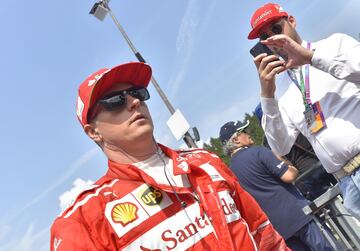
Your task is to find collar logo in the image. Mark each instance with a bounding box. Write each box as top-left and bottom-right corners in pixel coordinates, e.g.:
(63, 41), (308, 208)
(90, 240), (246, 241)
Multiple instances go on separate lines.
(111, 202), (139, 227)
(177, 161), (189, 172)
(139, 186), (163, 206)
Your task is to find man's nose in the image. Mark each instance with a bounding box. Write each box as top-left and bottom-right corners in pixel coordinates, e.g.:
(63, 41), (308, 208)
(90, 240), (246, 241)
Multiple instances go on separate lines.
(126, 95), (141, 110)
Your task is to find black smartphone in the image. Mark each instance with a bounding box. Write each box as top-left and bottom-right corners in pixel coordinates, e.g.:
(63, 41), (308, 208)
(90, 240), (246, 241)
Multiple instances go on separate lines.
(250, 42), (274, 58)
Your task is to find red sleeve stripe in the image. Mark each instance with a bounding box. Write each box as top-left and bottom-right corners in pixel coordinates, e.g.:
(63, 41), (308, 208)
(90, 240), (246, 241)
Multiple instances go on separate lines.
(250, 220), (270, 236)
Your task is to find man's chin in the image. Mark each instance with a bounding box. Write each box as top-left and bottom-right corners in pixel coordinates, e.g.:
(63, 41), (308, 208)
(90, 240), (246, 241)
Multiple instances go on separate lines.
(133, 126), (154, 140)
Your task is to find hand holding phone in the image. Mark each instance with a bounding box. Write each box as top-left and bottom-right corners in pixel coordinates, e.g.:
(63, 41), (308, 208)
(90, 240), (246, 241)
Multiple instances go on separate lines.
(250, 41), (286, 99)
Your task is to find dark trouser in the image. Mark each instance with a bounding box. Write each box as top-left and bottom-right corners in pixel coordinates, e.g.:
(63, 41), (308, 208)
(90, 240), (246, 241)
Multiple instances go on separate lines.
(285, 220), (333, 251)
(295, 164), (337, 201)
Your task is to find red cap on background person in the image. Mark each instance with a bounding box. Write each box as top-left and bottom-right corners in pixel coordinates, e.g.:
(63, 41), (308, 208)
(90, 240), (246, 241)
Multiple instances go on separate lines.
(248, 3), (288, 39)
(76, 62), (152, 127)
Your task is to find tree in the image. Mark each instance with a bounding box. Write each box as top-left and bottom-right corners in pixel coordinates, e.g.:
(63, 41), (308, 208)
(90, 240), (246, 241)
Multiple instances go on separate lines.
(203, 137), (231, 165)
(243, 112), (264, 146)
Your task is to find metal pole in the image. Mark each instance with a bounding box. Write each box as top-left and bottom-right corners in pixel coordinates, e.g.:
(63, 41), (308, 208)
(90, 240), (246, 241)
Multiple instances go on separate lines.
(100, 1), (197, 148)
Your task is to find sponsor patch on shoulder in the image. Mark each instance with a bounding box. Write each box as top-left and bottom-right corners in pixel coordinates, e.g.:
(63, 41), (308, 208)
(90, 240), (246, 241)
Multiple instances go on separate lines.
(276, 161), (284, 169)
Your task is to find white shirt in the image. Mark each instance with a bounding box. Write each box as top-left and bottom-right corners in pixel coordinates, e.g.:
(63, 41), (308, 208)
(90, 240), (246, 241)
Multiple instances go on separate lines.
(133, 149), (191, 187)
(261, 33), (360, 173)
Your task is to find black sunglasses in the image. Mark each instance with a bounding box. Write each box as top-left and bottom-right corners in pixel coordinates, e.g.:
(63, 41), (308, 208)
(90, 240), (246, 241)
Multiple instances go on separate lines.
(98, 87), (150, 110)
(237, 129), (248, 135)
(259, 20), (284, 41)
(88, 87), (150, 122)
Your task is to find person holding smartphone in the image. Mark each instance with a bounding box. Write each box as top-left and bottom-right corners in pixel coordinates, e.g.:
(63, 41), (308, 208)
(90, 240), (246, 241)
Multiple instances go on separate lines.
(248, 3), (360, 221)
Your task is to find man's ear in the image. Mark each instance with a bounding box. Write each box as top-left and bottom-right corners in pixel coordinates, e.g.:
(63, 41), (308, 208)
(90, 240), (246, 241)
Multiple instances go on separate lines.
(287, 15), (296, 28)
(84, 124), (102, 142)
(232, 134), (241, 144)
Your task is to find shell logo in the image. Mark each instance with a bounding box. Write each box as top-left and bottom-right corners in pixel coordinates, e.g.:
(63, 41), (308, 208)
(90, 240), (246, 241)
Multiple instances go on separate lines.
(111, 202), (139, 227)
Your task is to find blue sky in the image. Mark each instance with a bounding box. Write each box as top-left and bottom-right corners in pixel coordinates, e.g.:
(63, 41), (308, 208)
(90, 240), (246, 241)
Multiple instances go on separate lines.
(1, 0), (359, 250)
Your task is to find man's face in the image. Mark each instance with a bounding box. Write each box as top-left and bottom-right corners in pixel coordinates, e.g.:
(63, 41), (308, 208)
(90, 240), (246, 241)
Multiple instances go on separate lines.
(236, 130), (254, 147)
(257, 16), (298, 59)
(89, 82), (154, 148)
(258, 17), (289, 41)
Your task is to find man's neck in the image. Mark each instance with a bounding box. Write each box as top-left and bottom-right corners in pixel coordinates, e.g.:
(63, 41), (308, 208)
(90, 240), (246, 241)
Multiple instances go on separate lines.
(231, 145), (249, 157)
(104, 139), (158, 164)
(295, 33), (302, 45)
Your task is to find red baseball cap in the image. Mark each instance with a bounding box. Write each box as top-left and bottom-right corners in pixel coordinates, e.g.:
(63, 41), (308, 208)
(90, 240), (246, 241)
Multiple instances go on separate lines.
(248, 3), (288, 40)
(76, 62), (152, 127)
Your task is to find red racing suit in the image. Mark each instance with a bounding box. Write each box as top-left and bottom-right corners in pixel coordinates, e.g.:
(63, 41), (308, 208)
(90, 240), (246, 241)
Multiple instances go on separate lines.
(51, 144), (289, 251)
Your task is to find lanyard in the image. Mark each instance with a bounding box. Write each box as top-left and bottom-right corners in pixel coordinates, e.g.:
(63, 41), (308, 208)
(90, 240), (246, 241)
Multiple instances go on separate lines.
(287, 42), (312, 108)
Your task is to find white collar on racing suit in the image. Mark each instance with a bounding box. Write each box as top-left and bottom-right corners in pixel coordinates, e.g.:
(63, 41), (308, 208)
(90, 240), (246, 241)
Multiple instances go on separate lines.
(133, 149), (191, 188)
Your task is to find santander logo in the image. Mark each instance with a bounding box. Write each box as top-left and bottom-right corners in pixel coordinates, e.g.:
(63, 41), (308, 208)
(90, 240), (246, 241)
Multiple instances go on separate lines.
(161, 215), (210, 250)
(126, 191), (241, 251)
(253, 9), (272, 26)
(159, 191), (240, 250)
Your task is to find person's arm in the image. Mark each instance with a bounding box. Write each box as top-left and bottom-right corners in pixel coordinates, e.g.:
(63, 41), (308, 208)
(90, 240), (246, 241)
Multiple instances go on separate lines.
(261, 96), (299, 156)
(252, 36), (299, 156)
(280, 164), (299, 183)
(262, 33), (360, 84)
(50, 218), (99, 251)
(311, 33), (360, 83)
(273, 153), (299, 183)
(259, 147), (298, 183)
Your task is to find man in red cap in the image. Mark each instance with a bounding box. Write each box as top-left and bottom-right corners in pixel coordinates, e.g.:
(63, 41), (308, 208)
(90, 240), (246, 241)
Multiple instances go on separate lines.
(248, 3), (360, 221)
(50, 62), (289, 250)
